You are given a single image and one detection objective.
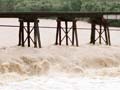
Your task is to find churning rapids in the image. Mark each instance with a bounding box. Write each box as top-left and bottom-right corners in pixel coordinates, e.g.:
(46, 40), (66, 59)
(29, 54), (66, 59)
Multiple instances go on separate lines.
(0, 19), (120, 90)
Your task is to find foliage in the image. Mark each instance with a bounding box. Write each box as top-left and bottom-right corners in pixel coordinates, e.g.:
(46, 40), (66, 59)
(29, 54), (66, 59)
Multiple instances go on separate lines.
(0, 0), (120, 26)
(0, 0), (82, 12)
(0, 0), (120, 12)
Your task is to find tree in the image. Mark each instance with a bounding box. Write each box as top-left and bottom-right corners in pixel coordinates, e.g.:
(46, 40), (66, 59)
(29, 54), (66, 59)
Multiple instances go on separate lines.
(60, 0), (82, 11)
(70, 0), (82, 11)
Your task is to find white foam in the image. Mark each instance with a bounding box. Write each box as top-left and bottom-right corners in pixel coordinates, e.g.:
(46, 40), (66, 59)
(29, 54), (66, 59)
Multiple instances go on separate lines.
(0, 19), (120, 89)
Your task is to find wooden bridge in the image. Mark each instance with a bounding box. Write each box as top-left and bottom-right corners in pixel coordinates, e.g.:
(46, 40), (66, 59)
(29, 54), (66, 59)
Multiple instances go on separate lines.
(0, 11), (120, 48)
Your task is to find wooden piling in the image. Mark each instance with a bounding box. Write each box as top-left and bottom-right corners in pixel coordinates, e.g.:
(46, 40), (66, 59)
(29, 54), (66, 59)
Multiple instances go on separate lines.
(27, 22), (30, 47)
(34, 20), (37, 48)
(55, 17), (78, 46)
(36, 20), (41, 48)
(18, 19), (23, 46)
(18, 18), (41, 48)
(72, 21), (75, 46)
(99, 24), (102, 44)
(73, 20), (78, 46)
(90, 17), (111, 45)
(65, 21), (68, 45)
(90, 21), (96, 44)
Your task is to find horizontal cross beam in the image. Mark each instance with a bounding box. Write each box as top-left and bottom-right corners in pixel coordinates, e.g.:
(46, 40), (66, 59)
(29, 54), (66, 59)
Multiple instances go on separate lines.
(0, 12), (120, 18)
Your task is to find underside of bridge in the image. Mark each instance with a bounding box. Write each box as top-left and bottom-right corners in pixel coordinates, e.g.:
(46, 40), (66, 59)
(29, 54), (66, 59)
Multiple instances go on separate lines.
(17, 16), (111, 48)
(0, 12), (118, 48)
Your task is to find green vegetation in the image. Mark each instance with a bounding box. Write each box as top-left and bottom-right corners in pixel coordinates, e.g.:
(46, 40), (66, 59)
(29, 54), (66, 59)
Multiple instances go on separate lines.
(0, 0), (120, 12)
(0, 0), (120, 26)
(81, 0), (120, 12)
(0, 0), (82, 12)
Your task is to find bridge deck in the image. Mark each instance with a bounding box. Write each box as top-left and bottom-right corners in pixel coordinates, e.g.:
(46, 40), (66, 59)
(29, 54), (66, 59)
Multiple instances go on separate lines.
(0, 12), (120, 18)
(0, 11), (119, 47)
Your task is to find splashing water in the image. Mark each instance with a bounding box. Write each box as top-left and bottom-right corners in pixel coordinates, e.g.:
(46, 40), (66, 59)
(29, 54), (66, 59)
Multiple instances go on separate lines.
(0, 45), (120, 78)
(0, 19), (120, 90)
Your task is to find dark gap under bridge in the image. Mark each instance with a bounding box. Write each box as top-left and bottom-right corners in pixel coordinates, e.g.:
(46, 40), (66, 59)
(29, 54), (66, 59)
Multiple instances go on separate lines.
(0, 11), (120, 48)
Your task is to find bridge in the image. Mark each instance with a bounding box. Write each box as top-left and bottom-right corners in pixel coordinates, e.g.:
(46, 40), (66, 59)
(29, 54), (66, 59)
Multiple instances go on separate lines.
(0, 11), (120, 18)
(0, 11), (120, 48)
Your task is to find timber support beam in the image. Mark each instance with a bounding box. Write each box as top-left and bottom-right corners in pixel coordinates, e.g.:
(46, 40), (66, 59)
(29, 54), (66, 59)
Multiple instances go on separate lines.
(18, 18), (41, 48)
(55, 17), (79, 46)
(90, 17), (111, 45)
